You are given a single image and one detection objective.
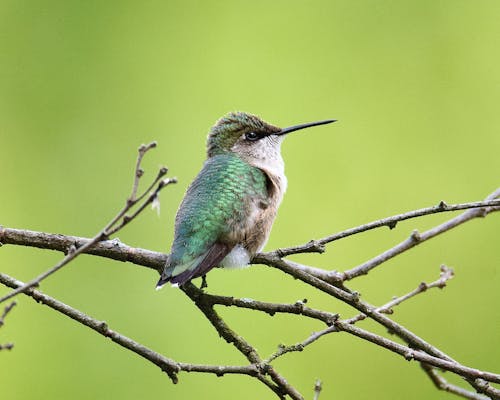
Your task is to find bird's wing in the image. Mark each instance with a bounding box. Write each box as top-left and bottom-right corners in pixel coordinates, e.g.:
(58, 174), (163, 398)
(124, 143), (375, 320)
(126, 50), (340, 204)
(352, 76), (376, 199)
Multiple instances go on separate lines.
(168, 242), (232, 285)
(157, 154), (268, 287)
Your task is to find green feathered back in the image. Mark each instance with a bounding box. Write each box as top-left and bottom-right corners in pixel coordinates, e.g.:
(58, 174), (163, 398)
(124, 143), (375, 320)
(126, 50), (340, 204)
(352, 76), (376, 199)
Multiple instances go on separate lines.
(166, 153), (267, 278)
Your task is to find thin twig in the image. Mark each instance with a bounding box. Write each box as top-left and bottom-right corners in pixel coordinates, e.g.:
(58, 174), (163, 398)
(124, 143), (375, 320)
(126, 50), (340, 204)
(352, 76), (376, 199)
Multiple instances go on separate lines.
(201, 292), (338, 325)
(0, 273), (263, 382)
(107, 178), (176, 237)
(0, 143), (174, 304)
(272, 194), (500, 257)
(0, 301), (16, 327)
(264, 326), (336, 364)
(263, 308), (500, 392)
(182, 283), (305, 400)
(182, 283), (284, 398)
(3, 191), (498, 283)
(342, 189), (500, 280)
(0, 228), (166, 272)
(255, 190), (500, 286)
(421, 363), (490, 400)
(346, 264), (454, 324)
(129, 142), (158, 202)
(265, 265), (454, 363)
(256, 255), (500, 398)
(0, 272), (176, 381)
(1, 189), (498, 398)
(0, 343), (14, 350)
(0, 301), (16, 351)
(313, 379), (322, 400)
(2, 225), (497, 397)
(333, 320), (500, 384)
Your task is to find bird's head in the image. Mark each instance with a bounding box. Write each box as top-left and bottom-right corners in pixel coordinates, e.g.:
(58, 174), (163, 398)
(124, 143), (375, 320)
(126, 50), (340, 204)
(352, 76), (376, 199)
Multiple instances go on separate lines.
(206, 112), (335, 165)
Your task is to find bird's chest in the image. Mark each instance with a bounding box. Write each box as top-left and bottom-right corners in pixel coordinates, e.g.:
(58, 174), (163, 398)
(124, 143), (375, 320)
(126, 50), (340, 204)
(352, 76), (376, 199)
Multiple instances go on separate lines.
(229, 171), (286, 254)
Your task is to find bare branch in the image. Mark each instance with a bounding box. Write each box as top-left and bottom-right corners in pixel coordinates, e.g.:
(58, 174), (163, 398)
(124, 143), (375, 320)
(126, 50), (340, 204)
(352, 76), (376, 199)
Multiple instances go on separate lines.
(272, 191), (500, 257)
(378, 264), (454, 311)
(182, 283), (304, 400)
(0, 143), (175, 304)
(0, 301), (16, 351)
(254, 256), (500, 398)
(255, 256), (426, 348)
(2, 223), (498, 397)
(1, 187), (498, 398)
(200, 292), (338, 325)
(106, 177), (176, 237)
(0, 273), (264, 382)
(334, 320), (500, 384)
(0, 343), (14, 351)
(264, 326), (336, 364)
(262, 303), (500, 397)
(346, 264), (454, 324)
(313, 379), (322, 400)
(265, 265), (454, 363)
(0, 272), (178, 380)
(129, 142), (158, 202)
(342, 189), (500, 281)
(3, 190), (497, 286)
(254, 189), (500, 286)
(0, 301), (16, 327)
(421, 363), (490, 400)
(0, 228), (166, 272)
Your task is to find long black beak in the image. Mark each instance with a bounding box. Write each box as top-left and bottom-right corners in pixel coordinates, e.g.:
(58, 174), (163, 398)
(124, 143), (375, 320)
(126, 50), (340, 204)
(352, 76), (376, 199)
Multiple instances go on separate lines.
(277, 119), (336, 136)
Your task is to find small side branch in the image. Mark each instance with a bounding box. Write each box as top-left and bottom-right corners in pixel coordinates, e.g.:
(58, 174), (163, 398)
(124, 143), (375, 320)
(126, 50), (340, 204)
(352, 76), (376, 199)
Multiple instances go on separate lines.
(1, 184), (498, 399)
(0, 273), (266, 382)
(265, 265), (454, 363)
(0, 301), (16, 327)
(0, 301), (16, 351)
(421, 363), (490, 400)
(334, 320), (500, 384)
(0, 272), (179, 381)
(342, 189), (500, 280)
(264, 326), (336, 364)
(346, 264), (454, 324)
(201, 292), (338, 325)
(0, 142), (175, 304)
(313, 379), (322, 400)
(273, 192), (500, 257)
(257, 256), (500, 397)
(0, 228), (166, 272)
(182, 283), (305, 400)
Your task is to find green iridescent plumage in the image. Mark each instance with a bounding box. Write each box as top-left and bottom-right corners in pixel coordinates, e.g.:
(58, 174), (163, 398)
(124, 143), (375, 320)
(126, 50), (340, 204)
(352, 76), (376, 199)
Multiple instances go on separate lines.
(156, 111), (335, 288)
(162, 153), (268, 284)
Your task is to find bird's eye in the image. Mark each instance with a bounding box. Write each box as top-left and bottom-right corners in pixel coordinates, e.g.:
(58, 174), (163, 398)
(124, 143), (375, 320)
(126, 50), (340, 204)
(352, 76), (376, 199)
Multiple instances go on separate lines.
(245, 131), (260, 141)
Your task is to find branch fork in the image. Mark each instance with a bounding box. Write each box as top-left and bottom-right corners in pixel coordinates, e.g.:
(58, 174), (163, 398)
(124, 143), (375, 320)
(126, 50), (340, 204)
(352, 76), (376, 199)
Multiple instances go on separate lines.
(0, 142), (175, 305)
(1, 143), (498, 399)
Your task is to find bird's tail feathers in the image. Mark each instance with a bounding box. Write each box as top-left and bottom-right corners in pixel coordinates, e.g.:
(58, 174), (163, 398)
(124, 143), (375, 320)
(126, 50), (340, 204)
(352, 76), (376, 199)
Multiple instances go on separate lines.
(155, 242), (233, 289)
(155, 256), (201, 290)
(155, 275), (171, 290)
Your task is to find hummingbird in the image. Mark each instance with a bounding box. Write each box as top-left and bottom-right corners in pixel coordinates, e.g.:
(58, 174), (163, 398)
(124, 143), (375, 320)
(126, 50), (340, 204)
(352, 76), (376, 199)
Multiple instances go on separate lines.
(156, 112), (335, 288)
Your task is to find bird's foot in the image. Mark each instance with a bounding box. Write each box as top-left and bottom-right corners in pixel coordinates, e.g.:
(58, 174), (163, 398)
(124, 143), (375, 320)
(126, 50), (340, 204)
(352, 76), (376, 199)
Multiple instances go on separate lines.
(200, 275), (208, 290)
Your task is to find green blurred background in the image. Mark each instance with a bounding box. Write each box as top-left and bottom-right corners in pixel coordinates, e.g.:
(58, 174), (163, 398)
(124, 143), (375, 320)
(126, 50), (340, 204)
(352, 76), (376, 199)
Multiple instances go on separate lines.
(1, 1), (499, 399)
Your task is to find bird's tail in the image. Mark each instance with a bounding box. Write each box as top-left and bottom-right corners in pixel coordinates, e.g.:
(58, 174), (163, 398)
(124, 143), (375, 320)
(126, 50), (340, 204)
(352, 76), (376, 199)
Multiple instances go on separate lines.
(155, 242), (232, 290)
(155, 257), (198, 290)
(155, 275), (171, 290)
(156, 255), (174, 290)
(155, 267), (198, 289)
